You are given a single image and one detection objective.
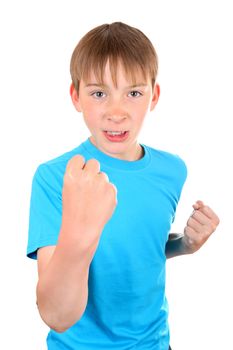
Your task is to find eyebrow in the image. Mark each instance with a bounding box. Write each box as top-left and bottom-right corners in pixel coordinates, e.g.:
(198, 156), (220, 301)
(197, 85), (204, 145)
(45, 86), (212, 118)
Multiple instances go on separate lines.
(84, 83), (148, 88)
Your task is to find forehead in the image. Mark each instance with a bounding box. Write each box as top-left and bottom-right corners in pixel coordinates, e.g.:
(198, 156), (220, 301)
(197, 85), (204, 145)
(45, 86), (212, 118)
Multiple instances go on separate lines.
(83, 60), (149, 86)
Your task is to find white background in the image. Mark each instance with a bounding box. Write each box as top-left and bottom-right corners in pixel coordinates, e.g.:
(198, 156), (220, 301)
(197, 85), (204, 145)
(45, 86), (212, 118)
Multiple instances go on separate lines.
(0, 1), (232, 349)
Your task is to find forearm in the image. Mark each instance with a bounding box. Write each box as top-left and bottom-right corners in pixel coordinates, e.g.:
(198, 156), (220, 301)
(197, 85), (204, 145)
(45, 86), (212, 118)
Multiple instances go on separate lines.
(165, 233), (193, 259)
(36, 228), (99, 333)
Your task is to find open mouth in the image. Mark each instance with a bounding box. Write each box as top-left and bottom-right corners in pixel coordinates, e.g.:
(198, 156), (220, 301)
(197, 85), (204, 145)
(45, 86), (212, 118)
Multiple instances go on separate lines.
(103, 130), (129, 142)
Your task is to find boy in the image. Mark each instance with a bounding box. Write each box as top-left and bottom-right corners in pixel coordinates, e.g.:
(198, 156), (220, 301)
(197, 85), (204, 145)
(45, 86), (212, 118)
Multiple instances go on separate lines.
(27, 22), (219, 350)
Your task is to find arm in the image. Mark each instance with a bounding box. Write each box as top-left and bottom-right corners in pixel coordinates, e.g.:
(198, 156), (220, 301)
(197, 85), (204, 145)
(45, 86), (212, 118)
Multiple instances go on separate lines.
(36, 228), (97, 333)
(166, 200), (220, 259)
(165, 233), (189, 259)
(36, 155), (117, 332)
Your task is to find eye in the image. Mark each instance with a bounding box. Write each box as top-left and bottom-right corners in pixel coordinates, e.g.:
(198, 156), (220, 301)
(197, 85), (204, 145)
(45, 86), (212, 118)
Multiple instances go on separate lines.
(128, 90), (142, 98)
(91, 91), (106, 99)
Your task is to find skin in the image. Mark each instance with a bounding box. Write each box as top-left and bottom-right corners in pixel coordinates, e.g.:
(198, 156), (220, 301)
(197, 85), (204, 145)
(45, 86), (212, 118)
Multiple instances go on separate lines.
(70, 60), (220, 256)
(70, 60), (160, 161)
(36, 155), (117, 332)
(36, 60), (220, 332)
(166, 200), (220, 258)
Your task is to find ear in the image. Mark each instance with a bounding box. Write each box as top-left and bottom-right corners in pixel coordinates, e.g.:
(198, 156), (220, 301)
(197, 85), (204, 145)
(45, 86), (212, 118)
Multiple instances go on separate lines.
(150, 83), (160, 111)
(70, 83), (82, 112)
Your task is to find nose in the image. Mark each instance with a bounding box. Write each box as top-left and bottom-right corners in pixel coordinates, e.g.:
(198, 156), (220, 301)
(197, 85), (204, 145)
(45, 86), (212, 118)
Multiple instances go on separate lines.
(106, 103), (128, 123)
(107, 113), (127, 123)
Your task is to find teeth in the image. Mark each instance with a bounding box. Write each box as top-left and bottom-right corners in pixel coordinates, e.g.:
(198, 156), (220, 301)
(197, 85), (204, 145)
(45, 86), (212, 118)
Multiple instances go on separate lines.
(106, 131), (125, 136)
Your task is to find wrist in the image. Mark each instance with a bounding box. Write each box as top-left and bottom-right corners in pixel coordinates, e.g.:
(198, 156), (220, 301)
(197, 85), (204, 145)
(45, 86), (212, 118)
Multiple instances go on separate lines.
(58, 224), (100, 261)
(181, 235), (197, 254)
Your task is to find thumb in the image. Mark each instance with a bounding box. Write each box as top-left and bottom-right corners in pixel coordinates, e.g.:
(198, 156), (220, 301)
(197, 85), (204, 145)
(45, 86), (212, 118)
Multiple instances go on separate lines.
(192, 200), (205, 210)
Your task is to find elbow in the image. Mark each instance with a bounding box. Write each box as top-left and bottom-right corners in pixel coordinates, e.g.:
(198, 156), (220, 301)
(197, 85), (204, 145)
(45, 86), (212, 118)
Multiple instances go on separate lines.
(50, 324), (69, 334)
(49, 312), (86, 333)
(42, 314), (82, 334)
(41, 311), (84, 333)
(37, 301), (85, 333)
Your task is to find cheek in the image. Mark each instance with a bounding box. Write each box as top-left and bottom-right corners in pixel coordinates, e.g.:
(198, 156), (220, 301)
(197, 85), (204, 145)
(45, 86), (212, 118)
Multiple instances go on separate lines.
(82, 106), (102, 129)
(132, 101), (150, 120)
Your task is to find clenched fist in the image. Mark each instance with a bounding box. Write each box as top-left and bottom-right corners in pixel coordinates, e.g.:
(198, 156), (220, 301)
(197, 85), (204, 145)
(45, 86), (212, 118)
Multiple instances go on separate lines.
(61, 155), (117, 249)
(183, 200), (220, 253)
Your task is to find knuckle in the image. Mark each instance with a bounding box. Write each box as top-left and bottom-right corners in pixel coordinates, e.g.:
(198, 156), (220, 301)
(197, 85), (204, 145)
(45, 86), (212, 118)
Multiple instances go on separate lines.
(85, 159), (101, 174)
(87, 158), (100, 167)
(191, 212), (197, 221)
(215, 216), (220, 225)
(187, 217), (193, 226)
(68, 154), (85, 167)
(194, 211), (201, 219)
(74, 154), (85, 162)
(210, 222), (217, 232)
(99, 172), (109, 182)
(110, 183), (117, 194)
(65, 155), (85, 174)
(203, 227), (211, 237)
(107, 182), (117, 196)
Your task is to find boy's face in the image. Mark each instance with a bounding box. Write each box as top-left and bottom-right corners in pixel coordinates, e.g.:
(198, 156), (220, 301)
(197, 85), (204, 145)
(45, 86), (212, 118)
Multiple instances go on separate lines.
(70, 61), (160, 161)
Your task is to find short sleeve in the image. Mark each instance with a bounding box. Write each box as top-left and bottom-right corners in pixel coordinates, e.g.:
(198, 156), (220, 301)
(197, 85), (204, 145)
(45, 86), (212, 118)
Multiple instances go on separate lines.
(27, 164), (63, 259)
(171, 155), (188, 224)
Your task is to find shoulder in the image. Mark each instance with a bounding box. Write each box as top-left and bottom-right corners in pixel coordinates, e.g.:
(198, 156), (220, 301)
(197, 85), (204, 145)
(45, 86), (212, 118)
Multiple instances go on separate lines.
(143, 143), (188, 180)
(32, 141), (87, 188)
(145, 144), (187, 168)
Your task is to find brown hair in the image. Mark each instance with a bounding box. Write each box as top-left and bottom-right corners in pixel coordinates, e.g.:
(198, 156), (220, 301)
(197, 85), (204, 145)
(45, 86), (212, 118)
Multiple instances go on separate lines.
(70, 22), (158, 92)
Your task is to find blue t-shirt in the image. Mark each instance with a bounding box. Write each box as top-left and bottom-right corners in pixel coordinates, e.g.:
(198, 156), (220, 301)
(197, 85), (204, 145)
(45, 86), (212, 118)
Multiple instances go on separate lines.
(27, 137), (187, 350)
